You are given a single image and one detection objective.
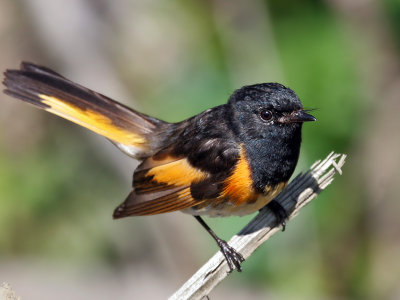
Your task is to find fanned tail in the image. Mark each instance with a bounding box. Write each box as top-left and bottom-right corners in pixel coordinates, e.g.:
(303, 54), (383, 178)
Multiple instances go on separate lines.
(3, 62), (168, 158)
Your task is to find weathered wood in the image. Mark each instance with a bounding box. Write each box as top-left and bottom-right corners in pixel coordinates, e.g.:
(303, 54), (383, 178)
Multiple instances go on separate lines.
(0, 283), (20, 300)
(169, 152), (347, 300)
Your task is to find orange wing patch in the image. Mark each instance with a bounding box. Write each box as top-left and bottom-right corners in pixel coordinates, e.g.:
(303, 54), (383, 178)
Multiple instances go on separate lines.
(145, 158), (209, 186)
(221, 146), (258, 205)
(114, 156), (211, 218)
(39, 94), (147, 147)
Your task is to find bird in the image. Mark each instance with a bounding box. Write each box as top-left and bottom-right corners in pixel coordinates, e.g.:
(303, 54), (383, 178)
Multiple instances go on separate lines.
(3, 62), (316, 272)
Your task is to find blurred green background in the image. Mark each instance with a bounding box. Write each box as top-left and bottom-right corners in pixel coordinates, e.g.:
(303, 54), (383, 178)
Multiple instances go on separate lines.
(1, 0), (400, 299)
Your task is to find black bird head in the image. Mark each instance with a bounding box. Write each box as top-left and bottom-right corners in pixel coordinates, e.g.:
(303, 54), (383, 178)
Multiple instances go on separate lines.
(228, 83), (316, 189)
(228, 83), (316, 140)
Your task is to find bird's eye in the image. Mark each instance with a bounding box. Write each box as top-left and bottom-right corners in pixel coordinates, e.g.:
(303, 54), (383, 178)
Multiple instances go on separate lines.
(260, 109), (273, 121)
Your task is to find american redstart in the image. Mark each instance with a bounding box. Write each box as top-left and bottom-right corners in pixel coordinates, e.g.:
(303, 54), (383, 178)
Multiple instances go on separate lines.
(3, 62), (316, 272)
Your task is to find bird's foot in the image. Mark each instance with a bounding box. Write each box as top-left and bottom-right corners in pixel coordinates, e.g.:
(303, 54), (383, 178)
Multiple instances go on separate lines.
(267, 200), (289, 231)
(216, 238), (245, 273)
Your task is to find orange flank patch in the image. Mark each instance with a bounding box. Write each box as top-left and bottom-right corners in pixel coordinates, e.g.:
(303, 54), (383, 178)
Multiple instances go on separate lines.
(222, 147), (257, 205)
(39, 94), (147, 146)
(146, 158), (209, 186)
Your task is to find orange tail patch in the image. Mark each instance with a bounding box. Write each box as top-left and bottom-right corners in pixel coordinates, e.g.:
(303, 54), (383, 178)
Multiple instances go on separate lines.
(3, 62), (167, 157)
(39, 94), (146, 146)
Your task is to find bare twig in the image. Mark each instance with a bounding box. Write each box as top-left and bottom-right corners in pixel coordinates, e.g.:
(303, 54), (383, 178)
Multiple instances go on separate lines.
(169, 152), (347, 300)
(0, 283), (20, 300)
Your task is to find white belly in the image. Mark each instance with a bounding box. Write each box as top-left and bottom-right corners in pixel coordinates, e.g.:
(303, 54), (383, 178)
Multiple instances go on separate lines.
(182, 182), (286, 217)
(182, 194), (273, 217)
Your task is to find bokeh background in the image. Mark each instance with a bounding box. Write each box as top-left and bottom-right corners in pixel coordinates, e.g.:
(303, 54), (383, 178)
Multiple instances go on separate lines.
(0, 0), (399, 299)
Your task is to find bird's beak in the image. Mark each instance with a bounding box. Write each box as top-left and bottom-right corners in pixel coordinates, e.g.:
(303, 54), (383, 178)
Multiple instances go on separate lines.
(280, 110), (316, 123)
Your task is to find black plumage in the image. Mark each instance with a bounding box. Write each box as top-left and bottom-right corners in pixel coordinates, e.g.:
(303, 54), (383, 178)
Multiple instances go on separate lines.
(3, 62), (316, 272)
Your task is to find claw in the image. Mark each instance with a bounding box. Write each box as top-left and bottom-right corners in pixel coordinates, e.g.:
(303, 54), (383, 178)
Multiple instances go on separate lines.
(194, 216), (245, 272)
(216, 238), (245, 272)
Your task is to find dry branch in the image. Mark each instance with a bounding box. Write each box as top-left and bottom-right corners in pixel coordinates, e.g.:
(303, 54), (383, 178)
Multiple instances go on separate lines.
(0, 283), (20, 300)
(169, 152), (347, 300)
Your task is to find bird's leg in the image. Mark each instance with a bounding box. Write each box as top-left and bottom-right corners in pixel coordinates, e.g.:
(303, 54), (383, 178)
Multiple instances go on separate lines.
(266, 200), (289, 231)
(194, 215), (244, 272)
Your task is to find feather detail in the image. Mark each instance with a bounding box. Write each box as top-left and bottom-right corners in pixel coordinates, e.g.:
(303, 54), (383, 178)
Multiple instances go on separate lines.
(114, 155), (210, 218)
(220, 146), (258, 205)
(3, 62), (167, 158)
